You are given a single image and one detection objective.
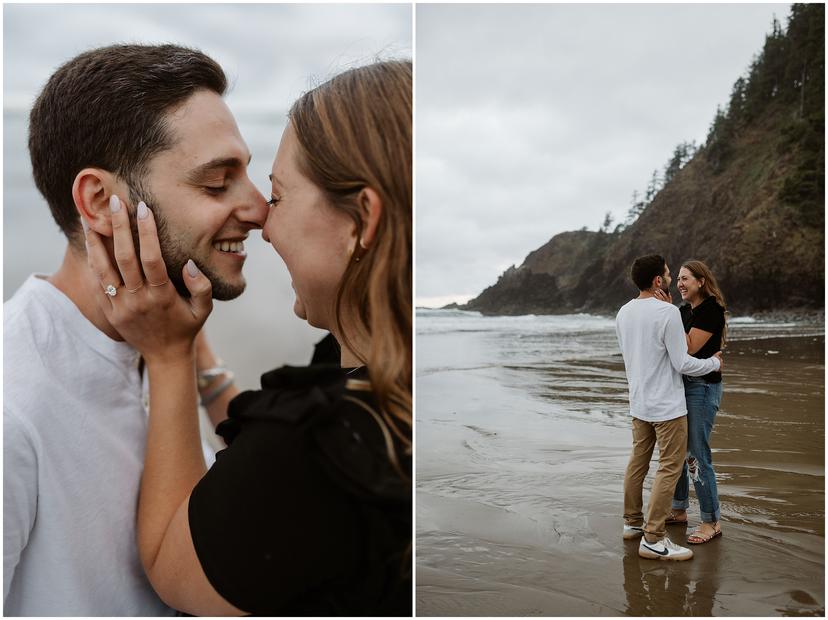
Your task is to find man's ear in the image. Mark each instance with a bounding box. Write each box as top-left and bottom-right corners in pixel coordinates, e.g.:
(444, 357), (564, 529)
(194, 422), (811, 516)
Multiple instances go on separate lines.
(357, 187), (384, 249)
(72, 168), (124, 238)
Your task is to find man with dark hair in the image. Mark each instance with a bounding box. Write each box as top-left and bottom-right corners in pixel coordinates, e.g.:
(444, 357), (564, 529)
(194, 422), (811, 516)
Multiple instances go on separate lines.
(4, 44), (267, 615)
(615, 254), (722, 561)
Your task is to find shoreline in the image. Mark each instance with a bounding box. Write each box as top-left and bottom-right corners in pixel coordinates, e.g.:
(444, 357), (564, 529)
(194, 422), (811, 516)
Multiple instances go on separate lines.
(417, 305), (826, 326)
(416, 325), (824, 617)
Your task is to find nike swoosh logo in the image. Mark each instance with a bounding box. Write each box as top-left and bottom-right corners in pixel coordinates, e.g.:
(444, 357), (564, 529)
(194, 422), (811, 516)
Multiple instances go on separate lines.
(643, 543), (669, 556)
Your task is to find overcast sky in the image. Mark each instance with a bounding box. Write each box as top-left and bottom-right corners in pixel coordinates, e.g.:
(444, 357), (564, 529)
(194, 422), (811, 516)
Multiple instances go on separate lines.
(416, 3), (791, 307)
(3, 3), (411, 387)
(4, 3), (411, 113)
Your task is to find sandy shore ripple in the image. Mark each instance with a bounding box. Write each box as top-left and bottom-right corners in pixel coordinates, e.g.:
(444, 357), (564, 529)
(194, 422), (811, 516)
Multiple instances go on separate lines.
(416, 311), (823, 617)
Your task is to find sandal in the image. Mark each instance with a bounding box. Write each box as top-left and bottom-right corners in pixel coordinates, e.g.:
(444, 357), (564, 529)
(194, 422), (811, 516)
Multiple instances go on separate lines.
(687, 522), (722, 544)
(665, 510), (688, 525)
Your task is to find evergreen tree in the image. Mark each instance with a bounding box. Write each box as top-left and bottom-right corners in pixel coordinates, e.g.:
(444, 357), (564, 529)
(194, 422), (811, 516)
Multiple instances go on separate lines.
(600, 211), (614, 233)
(624, 190), (646, 226)
(727, 77), (747, 127)
(664, 140), (698, 184)
(644, 169), (661, 203)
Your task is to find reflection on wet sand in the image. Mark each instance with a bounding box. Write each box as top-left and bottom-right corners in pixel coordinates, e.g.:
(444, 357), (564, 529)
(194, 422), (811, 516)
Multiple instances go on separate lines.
(416, 310), (824, 617)
(623, 532), (720, 616)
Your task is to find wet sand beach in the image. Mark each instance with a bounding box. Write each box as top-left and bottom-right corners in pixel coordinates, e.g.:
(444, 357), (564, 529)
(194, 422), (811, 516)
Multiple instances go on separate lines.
(416, 311), (824, 616)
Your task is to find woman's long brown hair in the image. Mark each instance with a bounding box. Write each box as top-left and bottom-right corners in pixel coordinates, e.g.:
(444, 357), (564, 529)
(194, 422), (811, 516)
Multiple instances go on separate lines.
(289, 60), (412, 456)
(682, 259), (728, 346)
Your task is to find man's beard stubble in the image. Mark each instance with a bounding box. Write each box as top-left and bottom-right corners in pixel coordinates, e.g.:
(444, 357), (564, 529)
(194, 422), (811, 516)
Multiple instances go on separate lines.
(126, 186), (245, 301)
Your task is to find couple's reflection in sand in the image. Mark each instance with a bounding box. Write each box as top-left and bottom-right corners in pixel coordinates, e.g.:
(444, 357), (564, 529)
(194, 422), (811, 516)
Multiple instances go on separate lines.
(623, 526), (722, 616)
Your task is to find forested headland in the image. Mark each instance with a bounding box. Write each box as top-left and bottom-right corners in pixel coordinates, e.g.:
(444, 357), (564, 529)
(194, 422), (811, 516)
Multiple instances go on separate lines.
(463, 4), (824, 316)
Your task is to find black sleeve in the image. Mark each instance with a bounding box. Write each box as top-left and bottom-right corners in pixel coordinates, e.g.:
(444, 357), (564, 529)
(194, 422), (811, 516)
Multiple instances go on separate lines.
(679, 304), (692, 333)
(188, 421), (359, 614)
(692, 300), (724, 334)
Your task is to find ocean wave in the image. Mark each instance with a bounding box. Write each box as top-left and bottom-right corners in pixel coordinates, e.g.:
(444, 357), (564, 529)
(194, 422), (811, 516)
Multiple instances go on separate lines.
(417, 310), (616, 336)
(418, 309), (823, 340)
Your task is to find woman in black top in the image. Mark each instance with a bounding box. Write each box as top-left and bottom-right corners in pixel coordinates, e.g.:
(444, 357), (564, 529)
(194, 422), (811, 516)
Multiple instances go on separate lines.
(85, 60), (411, 615)
(666, 260), (727, 544)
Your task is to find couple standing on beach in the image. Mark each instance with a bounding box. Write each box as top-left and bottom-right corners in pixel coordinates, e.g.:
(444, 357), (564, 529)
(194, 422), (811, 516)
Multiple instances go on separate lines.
(616, 254), (727, 561)
(4, 44), (411, 615)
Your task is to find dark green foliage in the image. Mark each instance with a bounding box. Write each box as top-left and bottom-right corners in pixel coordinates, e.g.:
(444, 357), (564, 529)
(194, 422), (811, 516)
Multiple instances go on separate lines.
(664, 141), (697, 184)
(707, 3), (824, 214)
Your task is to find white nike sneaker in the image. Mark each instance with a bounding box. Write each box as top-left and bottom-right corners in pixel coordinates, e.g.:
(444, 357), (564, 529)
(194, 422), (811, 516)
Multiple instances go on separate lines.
(623, 524), (645, 540)
(638, 536), (693, 561)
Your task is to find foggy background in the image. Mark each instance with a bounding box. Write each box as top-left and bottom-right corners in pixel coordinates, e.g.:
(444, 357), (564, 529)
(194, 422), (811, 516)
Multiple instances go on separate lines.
(4, 3), (411, 388)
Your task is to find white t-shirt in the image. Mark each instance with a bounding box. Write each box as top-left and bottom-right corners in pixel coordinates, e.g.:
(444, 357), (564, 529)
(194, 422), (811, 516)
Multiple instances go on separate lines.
(615, 297), (721, 422)
(3, 275), (176, 616)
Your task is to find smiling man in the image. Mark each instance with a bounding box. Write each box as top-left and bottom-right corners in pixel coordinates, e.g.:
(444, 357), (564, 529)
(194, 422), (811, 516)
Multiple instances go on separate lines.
(4, 44), (266, 615)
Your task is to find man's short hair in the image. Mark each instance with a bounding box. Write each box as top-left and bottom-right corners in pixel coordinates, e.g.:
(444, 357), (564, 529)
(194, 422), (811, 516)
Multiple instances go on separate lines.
(28, 44), (227, 246)
(630, 254), (666, 290)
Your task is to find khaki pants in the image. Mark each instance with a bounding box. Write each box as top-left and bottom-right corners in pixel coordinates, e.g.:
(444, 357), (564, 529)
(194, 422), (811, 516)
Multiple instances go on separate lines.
(623, 415), (687, 541)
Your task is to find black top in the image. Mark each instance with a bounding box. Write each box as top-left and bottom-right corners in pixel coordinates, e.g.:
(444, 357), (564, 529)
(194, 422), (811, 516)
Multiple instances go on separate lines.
(188, 364), (412, 616)
(680, 295), (725, 383)
(310, 332), (340, 365)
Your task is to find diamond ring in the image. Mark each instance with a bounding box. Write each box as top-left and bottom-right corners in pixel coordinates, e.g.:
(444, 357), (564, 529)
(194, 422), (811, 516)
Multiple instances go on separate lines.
(104, 284), (118, 297)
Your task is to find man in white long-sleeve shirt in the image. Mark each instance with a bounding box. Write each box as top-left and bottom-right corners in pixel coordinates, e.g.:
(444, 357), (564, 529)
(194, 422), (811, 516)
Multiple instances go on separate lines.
(4, 45), (265, 615)
(615, 254), (722, 561)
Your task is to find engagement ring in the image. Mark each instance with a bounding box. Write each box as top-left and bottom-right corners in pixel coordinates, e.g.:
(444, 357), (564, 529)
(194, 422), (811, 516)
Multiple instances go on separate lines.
(104, 284), (118, 297)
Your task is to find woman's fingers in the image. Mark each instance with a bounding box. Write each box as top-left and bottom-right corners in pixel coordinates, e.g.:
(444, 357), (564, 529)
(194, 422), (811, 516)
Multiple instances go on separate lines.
(84, 219), (122, 307)
(183, 260), (213, 322)
(109, 195), (145, 292)
(135, 202), (172, 288)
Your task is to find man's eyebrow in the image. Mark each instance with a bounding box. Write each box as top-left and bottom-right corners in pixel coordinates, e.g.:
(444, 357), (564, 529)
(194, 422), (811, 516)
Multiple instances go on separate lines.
(186, 154), (252, 182)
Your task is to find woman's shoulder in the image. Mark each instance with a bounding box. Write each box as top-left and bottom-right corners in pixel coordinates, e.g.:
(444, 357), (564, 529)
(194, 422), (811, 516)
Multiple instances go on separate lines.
(699, 295), (726, 316)
(218, 364), (352, 439)
(216, 364), (410, 503)
(311, 383), (411, 504)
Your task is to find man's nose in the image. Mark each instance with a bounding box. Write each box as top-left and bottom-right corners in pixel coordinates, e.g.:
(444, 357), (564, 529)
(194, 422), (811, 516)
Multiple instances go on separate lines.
(235, 179), (268, 228)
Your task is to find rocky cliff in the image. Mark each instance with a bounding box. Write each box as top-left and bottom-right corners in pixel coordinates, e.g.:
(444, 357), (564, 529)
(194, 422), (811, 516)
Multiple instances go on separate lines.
(465, 4), (824, 316)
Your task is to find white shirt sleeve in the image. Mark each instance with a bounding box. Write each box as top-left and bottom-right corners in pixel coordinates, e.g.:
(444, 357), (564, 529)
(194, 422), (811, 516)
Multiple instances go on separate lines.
(664, 307), (721, 376)
(4, 409), (39, 602)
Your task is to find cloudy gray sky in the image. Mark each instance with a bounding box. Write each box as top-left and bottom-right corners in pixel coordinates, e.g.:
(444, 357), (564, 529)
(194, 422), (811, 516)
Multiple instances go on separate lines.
(4, 4), (410, 388)
(4, 4), (411, 113)
(416, 3), (791, 307)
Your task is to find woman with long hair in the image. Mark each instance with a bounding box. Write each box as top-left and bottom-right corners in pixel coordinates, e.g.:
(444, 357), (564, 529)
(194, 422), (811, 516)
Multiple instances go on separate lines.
(84, 59), (411, 615)
(664, 260), (727, 544)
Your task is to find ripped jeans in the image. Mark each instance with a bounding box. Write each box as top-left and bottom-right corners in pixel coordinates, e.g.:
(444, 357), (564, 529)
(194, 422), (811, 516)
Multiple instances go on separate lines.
(671, 376), (723, 523)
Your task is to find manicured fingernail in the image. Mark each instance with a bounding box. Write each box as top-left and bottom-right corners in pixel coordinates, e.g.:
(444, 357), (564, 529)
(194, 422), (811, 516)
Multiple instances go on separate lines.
(186, 259), (200, 277)
(109, 195), (120, 213)
(137, 201), (148, 220)
(81, 217), (89, 233)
